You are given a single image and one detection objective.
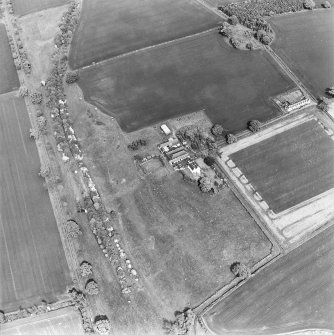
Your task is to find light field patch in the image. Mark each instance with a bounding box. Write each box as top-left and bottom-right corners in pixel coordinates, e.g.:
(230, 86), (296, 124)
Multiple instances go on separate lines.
(12, 0), (70, 17)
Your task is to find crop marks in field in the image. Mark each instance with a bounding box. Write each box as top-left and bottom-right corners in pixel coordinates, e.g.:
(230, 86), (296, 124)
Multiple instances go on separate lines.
(0, 24), (19, 95)
(78, 31), (294, 133)
(69, 0), (220, 69)
(0, 95), (71, 311)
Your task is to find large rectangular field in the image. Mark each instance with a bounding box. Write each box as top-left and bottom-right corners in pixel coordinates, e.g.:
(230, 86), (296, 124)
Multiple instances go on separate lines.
(270, 9), (334, 97)
(12, 0), (70, 17)
(204, 223), (334, 333)
(0, 307), (84, 335)
(0, 95), (71, 312)
(0, 24), (19, 95)
(230, 120), (334, 213)
(69, 0), (220, 69)
(118, 172), (271, 316)
(78, 31), (293, 133)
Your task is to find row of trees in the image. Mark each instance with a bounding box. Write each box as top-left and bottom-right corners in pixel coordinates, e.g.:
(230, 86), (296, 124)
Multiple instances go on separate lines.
(128, 139), (147, 151)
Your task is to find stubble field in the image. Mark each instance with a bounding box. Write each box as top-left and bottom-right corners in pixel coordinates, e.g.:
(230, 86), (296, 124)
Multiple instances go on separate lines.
(0, 95), (71, 312)
(69, 0), (219, 69)
(12, 0), (70, 17)
(78, 31), (293, 133)
(204, 223), (334, 334)
(270, 9), (334, 97)
(230, 120), (334, 213)
(0, 24), (19, 95)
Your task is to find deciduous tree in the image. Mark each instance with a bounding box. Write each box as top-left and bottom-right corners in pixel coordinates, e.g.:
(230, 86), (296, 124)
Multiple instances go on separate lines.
(230, 262), (251, 279)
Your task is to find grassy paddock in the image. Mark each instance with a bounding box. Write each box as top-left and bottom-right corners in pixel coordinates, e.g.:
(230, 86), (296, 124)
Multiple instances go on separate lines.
(231, 120), (334, 213)
(0, 24), (19, 95)
(204, 224), (334, 333)
(12, 0), (70, 17)
(78, 31), (293, 133)
(270, 9), (334, 98)
(0, 95), (71, 311)
(117, 173), (271, 317)
(69, 0), (219, 69)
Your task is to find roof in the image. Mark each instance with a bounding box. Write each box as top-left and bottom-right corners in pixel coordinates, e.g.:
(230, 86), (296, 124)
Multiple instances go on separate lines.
(161, 124), (171, 134)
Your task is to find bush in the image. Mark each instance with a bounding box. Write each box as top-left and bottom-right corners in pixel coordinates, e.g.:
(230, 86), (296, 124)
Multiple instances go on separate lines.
(19, 85), (28, 97)
(80, 261), (93, 277)
(226, 133), (237, 144)
(85, 279), (99, 295)
(30, 91), (43, 104)
(94, 316), (111, 334)
(248, 120), (261, 132)
(65, 70), (79, 84)
(230, 262), (251, 279)
(204, 156), (215, 167)
(304, 0), (315, 9)
(322, 1), (331, 7)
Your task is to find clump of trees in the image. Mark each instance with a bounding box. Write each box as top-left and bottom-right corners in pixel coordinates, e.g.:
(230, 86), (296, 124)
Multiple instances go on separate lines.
(66, 220), (82, 238)
(198, 176), (214, 193)
(226, 133), (237, 144)
(204, 156), (215, 167)
(248, 120), (261, 132)
(163, 309), (196, 335)
(65, 70), (79, 84)
(303, 0), (315, 9)
(178, 125), (216, 151)
(94, 316), (112, 334)
(80, 261), (93, 277)
(230, 262), (251, 279)
(85, 279), (99, 295)
(128, 139), (147, 151)
(30, 91), (43, 104)
(19, 85), (28, 97)
(229, 15), (239, 25)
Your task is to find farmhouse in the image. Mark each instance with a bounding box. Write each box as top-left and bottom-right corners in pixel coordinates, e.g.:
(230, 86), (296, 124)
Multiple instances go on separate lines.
(188, 161), (201, 177)
(275, 88), (310, 112)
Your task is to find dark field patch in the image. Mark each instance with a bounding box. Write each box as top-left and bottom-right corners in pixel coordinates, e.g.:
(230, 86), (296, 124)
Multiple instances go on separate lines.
(270, 9), (334, 98)
(69, 0), (219, 69)
(0, 24), (19, 95)
(0, 307), (84, 335)
(78, 31), (293, 133)
(204, 224), (334, 333)
(0, 95), (71, 312)
(12, 0), (69, 17)
(231, 120), (334, 213)
(118, 173), (271, 317)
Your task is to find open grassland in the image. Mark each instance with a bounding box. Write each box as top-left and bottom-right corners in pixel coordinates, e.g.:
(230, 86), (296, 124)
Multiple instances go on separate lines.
(117, 173), (271, 317)
(12, 0), (70, 17)
(0, 95), (71, 311)
(78, 31), (293, 133)
(204, 224), (334, 334)
(230, 120), (334, 213)
(0, 307), (84, 335)
(69, 0), (219, 69)
(0, 24), (19, 95)
(270, 9), (334, 98)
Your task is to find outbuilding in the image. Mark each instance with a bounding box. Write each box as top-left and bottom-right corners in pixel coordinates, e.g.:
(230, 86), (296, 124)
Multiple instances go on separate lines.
(161, 124), (171, 135)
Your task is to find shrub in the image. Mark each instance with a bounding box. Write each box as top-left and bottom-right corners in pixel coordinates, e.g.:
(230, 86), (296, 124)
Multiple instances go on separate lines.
(229, 15), (239, 25)
(80, 261), (93, 277)
(304, 0), (315, 9)
(204, 156), (215, 167)
(211, 124), (224, 136)
(85, 279), (99, 295)
(94, 316), (111, 334)
(198, 176), (214, 193)
(19, 85), (28, 97)
(226, 133), (237, 144)
(248, 120), (261, 132)
(66, 220), (82, 238)
(322, 1), (331, 7)
(230, 262), (251, 279)
(65, 70), (79, 84)
(30, 91), (43, 104)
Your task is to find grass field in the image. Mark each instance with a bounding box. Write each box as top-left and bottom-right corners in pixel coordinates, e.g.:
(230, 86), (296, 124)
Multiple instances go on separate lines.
(12, 0), (70, 17)
(68, 0), (220, 69)
(0, 307), (84, 335)
(78, 31), (293, 133)
(0, 24), (19, 95)
(0, 94), (71, 312)
(270, 9), (334, 98)
(230, 120), (334, 213)
(117, 172), (271, 317)
(204, 223), (334, 334)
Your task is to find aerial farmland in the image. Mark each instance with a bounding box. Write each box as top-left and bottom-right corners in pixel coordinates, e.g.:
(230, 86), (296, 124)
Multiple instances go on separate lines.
(0, 0), (334, 334)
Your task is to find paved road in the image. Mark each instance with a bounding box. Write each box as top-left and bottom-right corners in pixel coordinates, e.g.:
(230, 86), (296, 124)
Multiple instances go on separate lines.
(203, 224), (334, 334)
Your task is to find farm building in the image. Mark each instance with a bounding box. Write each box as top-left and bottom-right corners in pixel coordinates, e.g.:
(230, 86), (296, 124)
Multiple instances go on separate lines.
(161, 124), (171, 135)
(167, 147), (190, 165)
(274, 88), (310, 112)
(158, 137), (180, 152)
(188, 161), (201, 177)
